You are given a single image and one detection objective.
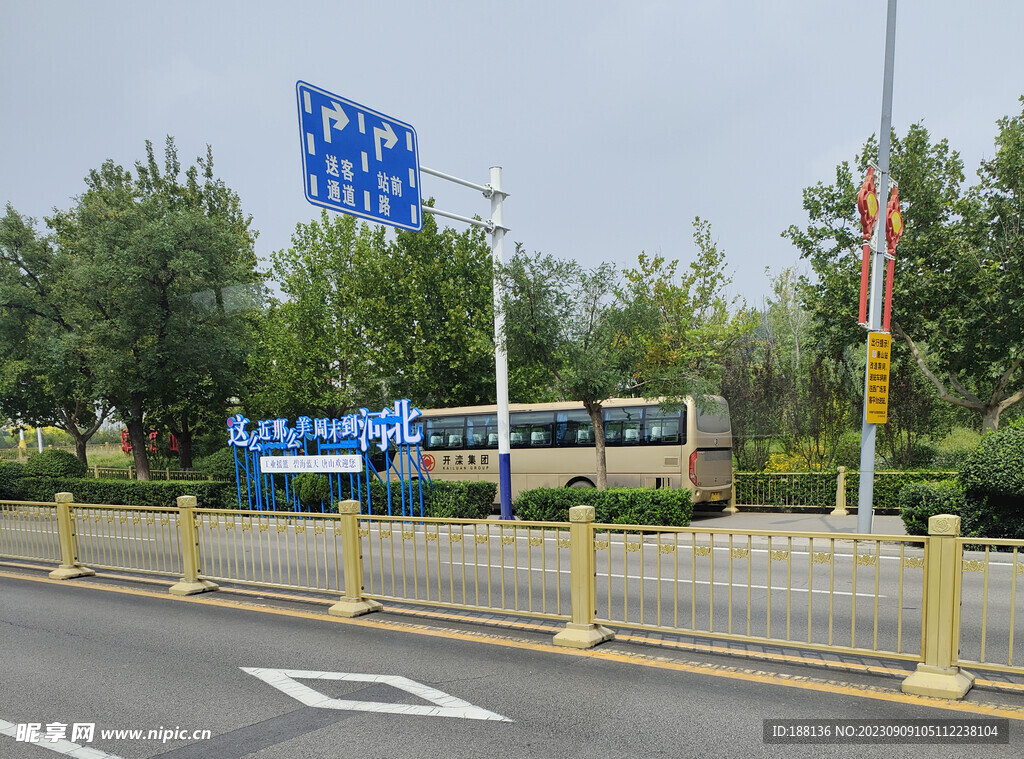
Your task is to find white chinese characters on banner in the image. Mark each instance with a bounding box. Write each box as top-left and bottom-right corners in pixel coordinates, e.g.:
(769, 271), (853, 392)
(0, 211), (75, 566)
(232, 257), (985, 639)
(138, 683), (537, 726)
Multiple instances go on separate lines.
(227, 399), (423, 455)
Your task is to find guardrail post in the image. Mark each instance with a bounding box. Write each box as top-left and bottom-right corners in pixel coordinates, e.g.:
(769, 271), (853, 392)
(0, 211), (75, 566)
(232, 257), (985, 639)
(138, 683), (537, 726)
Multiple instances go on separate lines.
(329, 499), (383, 618)
(724, 479), (739, 514)
(830, 466), (849, 516)
(49, 492), (95, 580)
(901, 514), (974, 699)
(169, 495), (219, 596)
(553, 505), (615, 649)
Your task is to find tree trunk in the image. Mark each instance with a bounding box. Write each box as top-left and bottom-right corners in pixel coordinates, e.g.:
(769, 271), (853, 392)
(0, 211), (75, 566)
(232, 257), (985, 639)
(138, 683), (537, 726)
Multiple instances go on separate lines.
(174, 415), (194, 470)
(127, 394), (151, 481)
(981, 406), (1001, 433)
(584, 400), (607, 490)
(74, 434), (88, 465)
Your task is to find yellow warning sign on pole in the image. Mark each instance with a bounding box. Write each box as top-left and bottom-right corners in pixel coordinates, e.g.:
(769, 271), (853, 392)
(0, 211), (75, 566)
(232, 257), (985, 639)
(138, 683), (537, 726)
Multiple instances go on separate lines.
(865, 332), (891, 424)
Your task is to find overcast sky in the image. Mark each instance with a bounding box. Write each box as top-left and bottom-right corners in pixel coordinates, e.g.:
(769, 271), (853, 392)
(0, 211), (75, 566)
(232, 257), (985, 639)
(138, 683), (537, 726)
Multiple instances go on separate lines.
(2, 1), (1022, 306)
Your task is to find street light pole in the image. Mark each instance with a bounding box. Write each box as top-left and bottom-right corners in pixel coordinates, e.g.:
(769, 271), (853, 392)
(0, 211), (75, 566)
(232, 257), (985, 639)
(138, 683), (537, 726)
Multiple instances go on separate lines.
(857, 0), (898, 534)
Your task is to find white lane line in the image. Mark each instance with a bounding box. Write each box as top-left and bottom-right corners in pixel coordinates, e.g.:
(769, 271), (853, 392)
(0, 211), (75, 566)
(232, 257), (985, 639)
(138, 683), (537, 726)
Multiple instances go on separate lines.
(5, 528), (154, 542)
(0, 718), (126, 759)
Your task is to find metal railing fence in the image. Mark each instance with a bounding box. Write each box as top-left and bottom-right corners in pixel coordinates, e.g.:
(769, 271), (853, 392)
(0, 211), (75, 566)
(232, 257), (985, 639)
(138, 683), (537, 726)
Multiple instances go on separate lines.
(2, 495), (1020, 700)
(956, 539), (1024, 675)
(194, 509), (346, 594)
(89, 466), (218, 481)
(70, 503), (184, 578)
(591, 523), (926, 661)
(733, 469), (957, 510)
(360, 515), (572, 621)
(0, 501), (60, 563)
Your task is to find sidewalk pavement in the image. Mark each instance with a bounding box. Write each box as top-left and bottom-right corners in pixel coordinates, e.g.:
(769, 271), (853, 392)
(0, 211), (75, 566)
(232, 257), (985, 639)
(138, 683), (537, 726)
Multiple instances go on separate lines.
(692, 509), (908, 536)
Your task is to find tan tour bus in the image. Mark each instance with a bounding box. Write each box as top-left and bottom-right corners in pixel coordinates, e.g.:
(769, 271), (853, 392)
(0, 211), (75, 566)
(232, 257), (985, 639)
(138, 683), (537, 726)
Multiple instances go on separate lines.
(419, 397), (733, 508)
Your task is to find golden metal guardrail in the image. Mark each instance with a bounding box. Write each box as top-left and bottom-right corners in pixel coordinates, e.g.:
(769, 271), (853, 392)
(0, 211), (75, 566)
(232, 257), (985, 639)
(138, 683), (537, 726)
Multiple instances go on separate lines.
(71, 503), (184, 578)
(193, 509), (346, 594)
(360, 515), (572, 622)
(590, 523), (926, 662)
(956, 538), (1024, 675)
(3, 495), (1020, 700)
(0, 501), (60, 563)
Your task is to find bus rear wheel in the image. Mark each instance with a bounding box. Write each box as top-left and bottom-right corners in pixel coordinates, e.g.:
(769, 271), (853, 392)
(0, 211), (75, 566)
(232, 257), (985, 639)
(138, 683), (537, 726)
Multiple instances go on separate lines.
(566, 477), (595, 489)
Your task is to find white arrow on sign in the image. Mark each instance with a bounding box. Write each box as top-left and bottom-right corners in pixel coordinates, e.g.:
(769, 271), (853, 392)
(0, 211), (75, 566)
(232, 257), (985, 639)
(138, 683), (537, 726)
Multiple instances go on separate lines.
(322, 101), (349, 143)
(373, 121), (398, 162)
(241, 668), (512, 722)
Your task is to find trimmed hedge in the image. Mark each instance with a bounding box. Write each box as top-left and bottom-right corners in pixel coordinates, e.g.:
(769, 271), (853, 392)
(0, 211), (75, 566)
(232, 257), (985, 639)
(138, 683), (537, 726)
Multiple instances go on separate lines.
(16, 477), (236, 510)
(897, 427), (1024, 540)
(0, 461), (25, 499)
(513, 487), (693, 527)
(957, 426), (1024, 540)
(24, 449), (86, 478)
(193, 447), (238, 482)
(897, 480), (964, 536)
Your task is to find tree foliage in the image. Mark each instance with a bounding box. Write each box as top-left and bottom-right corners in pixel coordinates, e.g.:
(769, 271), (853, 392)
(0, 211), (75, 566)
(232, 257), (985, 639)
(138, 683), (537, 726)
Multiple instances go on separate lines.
(500, 218), (753, 487)
(1, 138), (260, 475)
(786, 102), (1024, 430)
(0, 207), (110, 463)
(247, 207), (500, 420)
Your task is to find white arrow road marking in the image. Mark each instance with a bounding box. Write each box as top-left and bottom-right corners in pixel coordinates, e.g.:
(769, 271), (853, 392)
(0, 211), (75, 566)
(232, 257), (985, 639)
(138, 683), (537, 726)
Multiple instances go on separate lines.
(0, 718), (126, 759)
(373, 121), (398, 161)
(241, 668), (512, 722)
(321, 101), (349, 143)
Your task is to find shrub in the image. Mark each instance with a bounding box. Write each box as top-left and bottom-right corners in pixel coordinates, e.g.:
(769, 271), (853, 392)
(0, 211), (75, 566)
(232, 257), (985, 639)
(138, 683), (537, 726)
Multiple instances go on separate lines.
(291, 473), (331, 505)
(423, 481), (496, 519)
(18, 477), (236, 510)
(193, 447), (238, 481)
(513, 487), (692, 527)
(24, 449), (86, 478)
(0, 461), (25, 499)
(956, 426), (1024, 540)
(897, 480), (964, 536)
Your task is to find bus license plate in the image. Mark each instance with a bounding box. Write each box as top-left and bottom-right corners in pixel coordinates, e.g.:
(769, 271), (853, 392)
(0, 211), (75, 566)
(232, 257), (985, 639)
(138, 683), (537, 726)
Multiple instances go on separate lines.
(710, 492), (720, 501)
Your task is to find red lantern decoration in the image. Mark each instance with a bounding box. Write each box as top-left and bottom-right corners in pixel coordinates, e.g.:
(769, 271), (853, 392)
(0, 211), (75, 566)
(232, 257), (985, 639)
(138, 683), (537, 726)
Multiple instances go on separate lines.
(856, 168), (879, 325)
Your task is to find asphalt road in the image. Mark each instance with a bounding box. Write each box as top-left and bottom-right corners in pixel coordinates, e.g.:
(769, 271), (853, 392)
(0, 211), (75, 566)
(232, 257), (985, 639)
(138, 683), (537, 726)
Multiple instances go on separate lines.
(1, 572), (1022, 759)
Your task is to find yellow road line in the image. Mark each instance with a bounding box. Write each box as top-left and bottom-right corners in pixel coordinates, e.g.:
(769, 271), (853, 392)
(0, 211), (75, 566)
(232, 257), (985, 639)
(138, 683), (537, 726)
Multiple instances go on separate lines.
(3, 568), (1023, 719)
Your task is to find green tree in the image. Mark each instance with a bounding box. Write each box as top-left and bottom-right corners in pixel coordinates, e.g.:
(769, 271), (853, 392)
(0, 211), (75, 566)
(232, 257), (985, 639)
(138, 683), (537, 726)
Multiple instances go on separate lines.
(617, 219), (756, 403)
(500, 250), (623, 487)
(246, 208), (501, 419)
(247, 211), (387, 419)
(0, 207), (110, 463)
(47, 138), (259, 478)
(786, 105), (1024, 431)
(501, 218), (753, 488)
(374, 211), (497, 408)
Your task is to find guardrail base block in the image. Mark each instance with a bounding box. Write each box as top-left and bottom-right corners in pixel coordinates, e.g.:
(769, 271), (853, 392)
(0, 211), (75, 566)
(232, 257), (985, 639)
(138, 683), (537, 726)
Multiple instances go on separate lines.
(328, 597), (383, 618)
(169, 579), (219, 596)
(553, 622), (615, 649)
(901, 664), (975, 700)
(49, 565), (95, 580)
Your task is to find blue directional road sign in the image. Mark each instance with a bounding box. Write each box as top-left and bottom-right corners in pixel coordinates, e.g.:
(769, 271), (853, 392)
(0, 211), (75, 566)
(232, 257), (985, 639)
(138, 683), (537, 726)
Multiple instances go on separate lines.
(296, 81), (422, 231)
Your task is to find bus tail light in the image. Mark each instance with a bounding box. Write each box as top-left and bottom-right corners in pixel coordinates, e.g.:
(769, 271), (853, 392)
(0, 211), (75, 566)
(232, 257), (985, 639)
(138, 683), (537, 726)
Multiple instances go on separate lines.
(688, 450), (698, 486)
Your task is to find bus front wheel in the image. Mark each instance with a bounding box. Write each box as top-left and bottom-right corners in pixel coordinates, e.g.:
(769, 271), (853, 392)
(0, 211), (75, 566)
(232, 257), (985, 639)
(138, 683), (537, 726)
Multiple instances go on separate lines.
(567, 477), (595, 489)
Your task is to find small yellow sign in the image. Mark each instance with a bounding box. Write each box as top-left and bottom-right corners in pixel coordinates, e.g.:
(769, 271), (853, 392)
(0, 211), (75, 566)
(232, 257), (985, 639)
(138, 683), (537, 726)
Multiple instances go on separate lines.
(865, 332), (891, 424)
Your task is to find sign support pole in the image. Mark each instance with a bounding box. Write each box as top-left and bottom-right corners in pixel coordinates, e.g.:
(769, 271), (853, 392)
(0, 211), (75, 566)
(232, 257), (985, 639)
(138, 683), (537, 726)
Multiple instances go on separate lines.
(857, 0), (898, 534)
(489, 167), (513, 519)
(419, 166), (514, 520)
